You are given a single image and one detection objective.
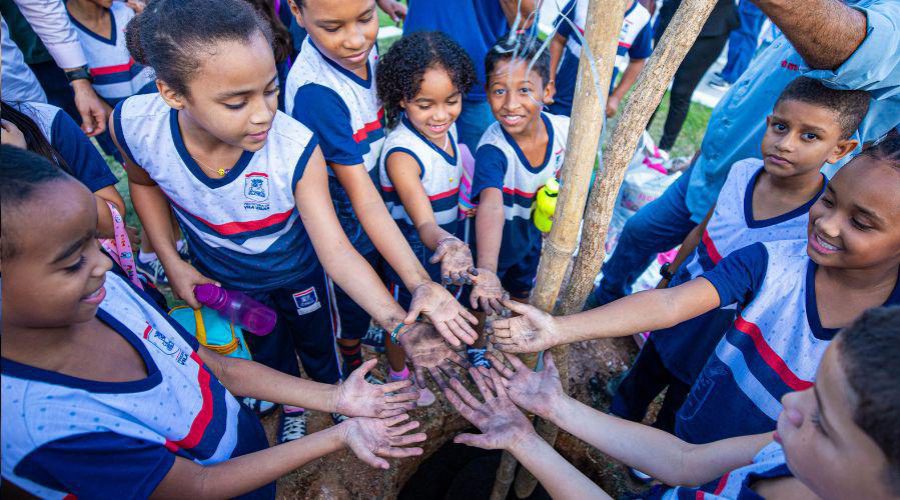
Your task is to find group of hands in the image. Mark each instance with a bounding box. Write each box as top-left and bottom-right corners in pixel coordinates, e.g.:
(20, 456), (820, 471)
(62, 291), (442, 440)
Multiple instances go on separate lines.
(324, 348), (570, 470)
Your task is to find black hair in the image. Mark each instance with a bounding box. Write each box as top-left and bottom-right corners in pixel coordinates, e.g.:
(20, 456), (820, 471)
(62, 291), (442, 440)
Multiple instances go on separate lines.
(774, 76), (870, 139)
(858, 128), (900, 168)
(837, 306), (900, 495)
(125, 0), (274, 96)
(1, 101), (72, 175)
(484, 33), (550, 85)
(377, 31), (477, 129)
(0, 146), (73, 259)
(243, 0), (293, 64)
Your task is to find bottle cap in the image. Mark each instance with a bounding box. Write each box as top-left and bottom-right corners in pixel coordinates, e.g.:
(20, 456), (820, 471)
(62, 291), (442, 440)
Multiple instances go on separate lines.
(194, 283), (225, 307)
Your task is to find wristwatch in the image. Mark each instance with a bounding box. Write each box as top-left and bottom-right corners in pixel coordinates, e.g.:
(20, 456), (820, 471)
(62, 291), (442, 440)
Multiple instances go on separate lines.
(659, 262), (675, 281)
(64, 65), (93, 84)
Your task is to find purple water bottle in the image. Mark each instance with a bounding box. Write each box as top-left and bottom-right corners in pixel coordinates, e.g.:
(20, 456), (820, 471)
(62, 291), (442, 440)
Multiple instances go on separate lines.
(194, 284), (276, 336)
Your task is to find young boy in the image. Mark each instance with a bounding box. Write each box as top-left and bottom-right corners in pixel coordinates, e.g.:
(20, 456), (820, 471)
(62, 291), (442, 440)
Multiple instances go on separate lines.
(548, 0), (653, 118)
(490, 134), (900, 444)
(610, 77), (869, 432)
(446, 307), (900, 499)
(471, 36), (569, 306)
(0, 146), (424, 498)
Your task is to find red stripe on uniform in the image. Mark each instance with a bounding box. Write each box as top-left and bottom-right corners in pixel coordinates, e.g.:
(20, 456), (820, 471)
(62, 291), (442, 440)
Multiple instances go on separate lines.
(429, 187), (460, 201)
(734, 316), (814, 391)
(501, 187), (537, 198)
(169, 194), (295, 236)
(618, 42), (632, 49)
(143, 325), (153, 339)
(352, 108), (385, 143)
(701, 228), (723, 264)
(171, 352), (214, 449)
(90, 57), (135, 76)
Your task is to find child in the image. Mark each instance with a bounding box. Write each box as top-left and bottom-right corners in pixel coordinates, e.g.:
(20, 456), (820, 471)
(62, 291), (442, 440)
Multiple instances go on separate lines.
(471, 35), (569, 303)
(376, 31), (484, 392)
(548, 0), (653, 118)
(0, 146), (425, 499)
(490, 135), (900, 444)
(446, 307), (900, 499)
(285, 0), (478, 387)
(111, 0), (462, 443)
(610, 77), (869, 432)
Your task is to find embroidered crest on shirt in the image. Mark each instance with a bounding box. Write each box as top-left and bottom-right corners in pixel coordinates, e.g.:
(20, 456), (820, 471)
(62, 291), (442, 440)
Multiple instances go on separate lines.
(243, 172), (271, 211)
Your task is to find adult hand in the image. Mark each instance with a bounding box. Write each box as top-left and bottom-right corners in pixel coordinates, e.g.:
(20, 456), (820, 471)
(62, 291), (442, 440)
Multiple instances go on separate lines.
(441, 368), (536, 451)
(334, 359), (419, 417)
(407, 282), (478, 346)
(376, 0), (407, 23)
(469, 268), (508, 315)
(70, 79), (111, 137)
(1, 119), (27, 148)
(338, 414), (426, 469)
(165, 259), (219, 309)
(398, 322), (469, 388)
(429, 237), (475, 286)
(489, 299), (558, 353)
(487, 351), (564, 420)
(605, 95), (621, 118)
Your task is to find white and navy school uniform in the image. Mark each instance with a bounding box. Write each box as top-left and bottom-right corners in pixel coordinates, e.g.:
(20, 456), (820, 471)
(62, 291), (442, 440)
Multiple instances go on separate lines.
(548, 0), (652, 116)
(112, 93), (342, 383)
(674, 240), (900, 444)
(285, 37), (385, 341)
(67, 2), (156, 105)
(1, 271), (273, 499)
(646, 441), (792, 499)
(470, 112), (569, 297)
(14, 101), (118, 192)
(379, 116), (465, 307)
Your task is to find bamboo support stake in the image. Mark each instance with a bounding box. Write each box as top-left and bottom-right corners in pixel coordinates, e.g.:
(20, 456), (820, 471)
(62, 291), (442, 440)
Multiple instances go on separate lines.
(558, 0), (720, 317)
(491, 0), (627, 498)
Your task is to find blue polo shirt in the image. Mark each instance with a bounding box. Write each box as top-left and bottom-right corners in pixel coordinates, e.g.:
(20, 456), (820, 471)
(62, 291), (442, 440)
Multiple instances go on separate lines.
(684, 0), (900, 222)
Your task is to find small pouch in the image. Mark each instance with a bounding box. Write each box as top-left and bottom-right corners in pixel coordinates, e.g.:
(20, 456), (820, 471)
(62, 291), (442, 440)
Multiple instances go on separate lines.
(169, 306), (252, 360)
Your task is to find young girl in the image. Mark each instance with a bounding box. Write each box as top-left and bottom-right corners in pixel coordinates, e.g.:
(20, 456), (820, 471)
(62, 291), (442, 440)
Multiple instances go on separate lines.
(111, 0), (463, 442)
(285, 0), (478, 384)
(0, 146), (425, 499)
(376, 31), (482, 403)
(490, 136), (900, 444)
(445, 306), (900, 499)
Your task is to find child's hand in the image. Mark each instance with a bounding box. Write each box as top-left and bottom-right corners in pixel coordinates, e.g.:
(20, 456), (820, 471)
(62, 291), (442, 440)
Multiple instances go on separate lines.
(486, 351), (565, 420)
(407, 282), (478, 347)
(1, 119), (27, 148)
(429, 237), (475, 286)
(334, 359), (419, 418)
(338, 414), (425, 469)
(469, 268), (508, 315)
(398, 323), (469, 389)
(439, 368), (536, 451)
(125, 0), (146, 13)
(489, 299), (558, 353)
(166, 260), (219, 309)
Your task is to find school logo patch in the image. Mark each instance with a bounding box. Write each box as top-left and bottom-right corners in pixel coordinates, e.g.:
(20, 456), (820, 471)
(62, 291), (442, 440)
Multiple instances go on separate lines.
(244, 172), (269, 202)
(142, 324), (188, 365)
(292, 287), (321, 315)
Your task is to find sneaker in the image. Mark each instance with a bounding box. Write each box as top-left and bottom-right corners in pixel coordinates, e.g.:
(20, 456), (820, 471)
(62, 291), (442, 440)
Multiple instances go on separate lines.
(331, 412), (349, 425)
(467, 348), (492, 369)
(242, 397), (278, 417)
(708, 76), (731, 90)
(278, 410), (308, 443)
(136, 256), (169, 286)
(361, 324), (386, 353)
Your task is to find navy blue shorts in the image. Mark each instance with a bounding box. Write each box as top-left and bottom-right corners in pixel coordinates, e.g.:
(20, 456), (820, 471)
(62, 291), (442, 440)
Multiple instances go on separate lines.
(496, 240), (541, 299)
(243, 269), (341, 384)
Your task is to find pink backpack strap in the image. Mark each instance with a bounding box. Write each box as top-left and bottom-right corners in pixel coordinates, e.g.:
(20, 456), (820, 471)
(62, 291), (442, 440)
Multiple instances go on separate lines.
(99, 201), (143, 290)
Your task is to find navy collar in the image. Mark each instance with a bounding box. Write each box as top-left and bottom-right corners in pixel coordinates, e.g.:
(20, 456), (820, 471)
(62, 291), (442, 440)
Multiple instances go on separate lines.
(806, 261), (900, 340)
(66, 1), (117, 46)
(1, 309), (161, 394)
(307, 38), (372, 89)
(401, 115), (458, 165)
(744, 168), (826, 228)
(169, 108), (254, 189)
(500, 113), (554, 174)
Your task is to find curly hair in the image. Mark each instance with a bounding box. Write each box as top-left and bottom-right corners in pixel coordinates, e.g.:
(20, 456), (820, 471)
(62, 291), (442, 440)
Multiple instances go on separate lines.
(376, 31), (476, 129)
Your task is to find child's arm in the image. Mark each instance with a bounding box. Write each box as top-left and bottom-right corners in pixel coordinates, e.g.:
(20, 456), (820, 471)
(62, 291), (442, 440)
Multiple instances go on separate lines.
(489, 352), (772, 487)
(440, 367), (610, 499)
(657, 206), (714, 289)
(331, 162), (478, 345)
(110, 113), (217, 308)
(93, 185), (127, 239)
(607, 58), (646, 118)
(200, 348), (417, 418)
(491, 277), (721, 352)
(386, 151), (474, 284)
(474, 187), (505, 273)
(548, 33), (566, 93)
(152, 415), (425, 499)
